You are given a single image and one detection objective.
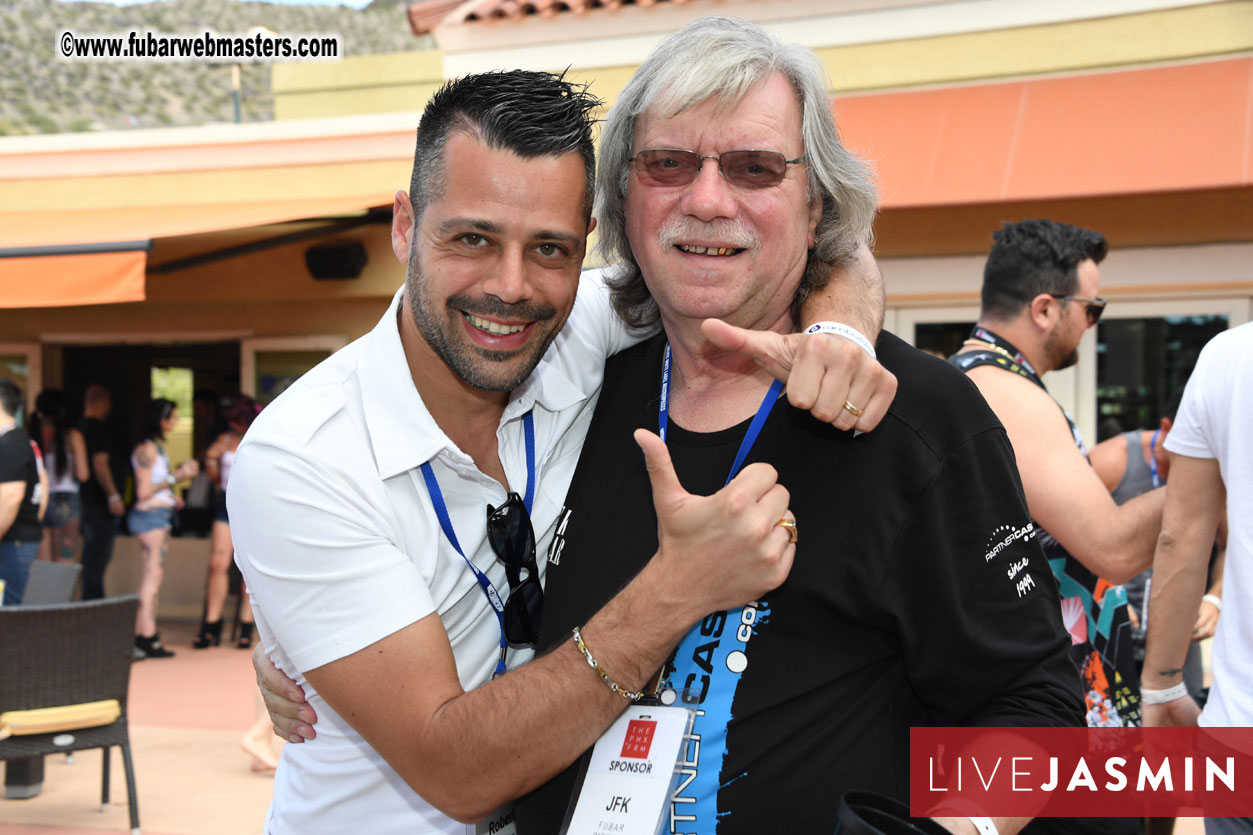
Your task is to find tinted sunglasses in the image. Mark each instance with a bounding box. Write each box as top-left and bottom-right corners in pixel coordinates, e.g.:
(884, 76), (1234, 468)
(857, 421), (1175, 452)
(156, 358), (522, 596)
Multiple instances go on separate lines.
(486, 493), (543, 646)
(1049, 294), (1107, 325)
(630, 148), (806, 190)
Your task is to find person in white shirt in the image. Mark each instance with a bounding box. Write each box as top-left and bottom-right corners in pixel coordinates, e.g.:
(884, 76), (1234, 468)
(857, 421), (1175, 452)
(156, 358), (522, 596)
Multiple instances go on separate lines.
(1141, 322), (1252, 834)
(232, 69), (892, 834)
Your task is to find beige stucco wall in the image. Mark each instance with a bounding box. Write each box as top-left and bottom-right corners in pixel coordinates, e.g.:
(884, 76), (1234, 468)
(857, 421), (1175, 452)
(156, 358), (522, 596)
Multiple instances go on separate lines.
(273, 49), (444, 120)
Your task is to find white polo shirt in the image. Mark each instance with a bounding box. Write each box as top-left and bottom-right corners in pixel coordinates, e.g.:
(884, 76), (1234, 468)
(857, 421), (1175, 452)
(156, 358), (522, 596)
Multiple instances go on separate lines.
(229, 270), (635, 834)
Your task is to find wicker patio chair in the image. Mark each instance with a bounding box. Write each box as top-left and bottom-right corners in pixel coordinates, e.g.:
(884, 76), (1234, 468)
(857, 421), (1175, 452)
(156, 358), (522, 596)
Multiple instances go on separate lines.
(0, 595), (141, 834)
(8, 558), (85, 793)
(20, 560), (82, 605)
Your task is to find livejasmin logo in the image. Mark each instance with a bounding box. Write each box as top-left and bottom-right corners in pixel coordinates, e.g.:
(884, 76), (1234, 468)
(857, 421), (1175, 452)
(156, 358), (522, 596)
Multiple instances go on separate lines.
(928, 754), (1235, 793)
(911, 727), (1253, 818)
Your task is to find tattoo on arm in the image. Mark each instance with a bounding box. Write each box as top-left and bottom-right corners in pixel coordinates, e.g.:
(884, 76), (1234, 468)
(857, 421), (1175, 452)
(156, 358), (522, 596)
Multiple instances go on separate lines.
(1157, 668), (1185, 678)
(136, 445), (154, 468)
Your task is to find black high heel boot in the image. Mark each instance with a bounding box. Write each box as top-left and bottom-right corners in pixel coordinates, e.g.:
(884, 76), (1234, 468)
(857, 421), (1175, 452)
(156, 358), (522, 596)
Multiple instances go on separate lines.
(193, 619), (223, 649)
(135, 633), (175, 659)
(237, 621), (255, 650)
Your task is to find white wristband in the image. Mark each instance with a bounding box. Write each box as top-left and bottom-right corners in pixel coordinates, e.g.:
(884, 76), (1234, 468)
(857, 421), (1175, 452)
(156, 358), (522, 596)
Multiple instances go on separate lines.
(968, 817), (998, 835)
(1203, 594), (1222, 611)
(804, 321), (876, 359)
(1141, 683), (1189, 705)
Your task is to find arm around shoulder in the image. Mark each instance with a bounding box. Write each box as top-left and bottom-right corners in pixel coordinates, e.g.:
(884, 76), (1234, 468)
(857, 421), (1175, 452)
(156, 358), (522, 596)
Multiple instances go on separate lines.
(799, 242), (884, 340)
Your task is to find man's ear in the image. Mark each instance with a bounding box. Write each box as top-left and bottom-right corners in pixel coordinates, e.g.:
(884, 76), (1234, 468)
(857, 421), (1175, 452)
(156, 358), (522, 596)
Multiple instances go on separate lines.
(586, 216), (597, 237)
(391, 190), (415, 265)
(806, 198), (822, 249)
(1027, 293), (1056, 331)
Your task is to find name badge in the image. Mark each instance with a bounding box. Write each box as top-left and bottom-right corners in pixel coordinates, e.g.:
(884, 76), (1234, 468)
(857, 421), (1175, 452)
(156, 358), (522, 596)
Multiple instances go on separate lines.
(475, 804), (516, 835)
(564, 705), (693, 835)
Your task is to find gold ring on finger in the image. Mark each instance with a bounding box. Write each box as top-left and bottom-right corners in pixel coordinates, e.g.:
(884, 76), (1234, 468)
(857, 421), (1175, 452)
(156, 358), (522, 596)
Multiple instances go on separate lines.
(842, 400), (864, 418)
(775, 518), (798, 544)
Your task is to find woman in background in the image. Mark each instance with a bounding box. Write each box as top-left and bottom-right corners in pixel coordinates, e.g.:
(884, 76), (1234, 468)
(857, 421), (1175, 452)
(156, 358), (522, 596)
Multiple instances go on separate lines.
(193, 393), (259, 650)
(29, 389), (89, 564)
(129, 398), (197, 659)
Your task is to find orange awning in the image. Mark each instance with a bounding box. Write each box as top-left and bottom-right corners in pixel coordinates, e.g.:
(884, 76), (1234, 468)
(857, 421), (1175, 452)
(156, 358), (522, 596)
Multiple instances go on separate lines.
(0, 247), (147, 308)
(0, 196), (389, 308)
(837, 56), (1253, 207)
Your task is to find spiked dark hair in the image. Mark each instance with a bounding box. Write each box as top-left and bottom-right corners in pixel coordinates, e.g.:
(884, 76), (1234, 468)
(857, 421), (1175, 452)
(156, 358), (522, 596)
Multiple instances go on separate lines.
(981, 219), (1108, 321)
(408, 69), (601, 227)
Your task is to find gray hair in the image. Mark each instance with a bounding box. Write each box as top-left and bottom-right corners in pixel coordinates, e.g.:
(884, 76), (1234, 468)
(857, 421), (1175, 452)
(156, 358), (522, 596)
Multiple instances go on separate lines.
(596, 16), (878, 327)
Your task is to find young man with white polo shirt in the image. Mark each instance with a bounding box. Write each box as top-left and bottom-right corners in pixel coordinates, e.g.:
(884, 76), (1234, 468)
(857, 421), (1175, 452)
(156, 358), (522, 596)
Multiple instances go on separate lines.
(230, 69), (892, 833)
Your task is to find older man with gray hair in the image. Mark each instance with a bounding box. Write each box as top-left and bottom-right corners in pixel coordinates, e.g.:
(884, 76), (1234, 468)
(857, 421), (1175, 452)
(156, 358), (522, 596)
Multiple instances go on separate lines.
(516, 16), (1083, 834)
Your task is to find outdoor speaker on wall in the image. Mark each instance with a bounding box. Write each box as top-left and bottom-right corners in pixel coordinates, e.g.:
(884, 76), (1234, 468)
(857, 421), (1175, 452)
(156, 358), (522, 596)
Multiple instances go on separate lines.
(306, 241), (367, 280)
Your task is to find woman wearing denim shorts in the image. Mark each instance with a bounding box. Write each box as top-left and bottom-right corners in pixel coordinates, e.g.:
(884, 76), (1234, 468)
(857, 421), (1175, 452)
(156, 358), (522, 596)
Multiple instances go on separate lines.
(129, 398), (198, 659)
(29, 389), (89, 564)
(194, 393), (261, 651)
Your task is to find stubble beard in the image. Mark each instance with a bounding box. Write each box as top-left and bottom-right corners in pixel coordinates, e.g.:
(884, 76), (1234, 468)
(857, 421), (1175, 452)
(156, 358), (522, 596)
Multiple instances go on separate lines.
(1043, 322), (1081, 372)
(405, 260), (558, 393)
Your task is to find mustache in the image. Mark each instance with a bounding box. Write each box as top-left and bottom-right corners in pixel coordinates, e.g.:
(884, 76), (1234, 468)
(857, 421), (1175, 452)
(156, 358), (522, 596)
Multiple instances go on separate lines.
(447, 293), (557, 323)
(658, 217), (759, 250)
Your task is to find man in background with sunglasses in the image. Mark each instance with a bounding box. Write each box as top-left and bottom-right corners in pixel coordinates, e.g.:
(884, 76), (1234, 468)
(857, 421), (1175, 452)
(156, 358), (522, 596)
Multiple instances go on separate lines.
(231, 65), (898, 834)
(953, 220), (1165, 752)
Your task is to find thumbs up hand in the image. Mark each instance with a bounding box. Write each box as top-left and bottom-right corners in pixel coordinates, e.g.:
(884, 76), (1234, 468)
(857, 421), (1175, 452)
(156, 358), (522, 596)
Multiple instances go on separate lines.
(634, 428), (796, 616)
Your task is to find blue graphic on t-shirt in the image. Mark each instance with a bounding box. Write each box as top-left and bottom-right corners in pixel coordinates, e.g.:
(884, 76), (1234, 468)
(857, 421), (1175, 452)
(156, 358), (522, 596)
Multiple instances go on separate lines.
(665, 602), (768, 834)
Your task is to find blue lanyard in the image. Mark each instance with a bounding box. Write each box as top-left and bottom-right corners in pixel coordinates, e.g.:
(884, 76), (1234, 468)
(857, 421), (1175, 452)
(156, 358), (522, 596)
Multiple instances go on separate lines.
(418, 409), (535, 677)
(1149, 428), (1161, 488)
(658, 343), (783, 486)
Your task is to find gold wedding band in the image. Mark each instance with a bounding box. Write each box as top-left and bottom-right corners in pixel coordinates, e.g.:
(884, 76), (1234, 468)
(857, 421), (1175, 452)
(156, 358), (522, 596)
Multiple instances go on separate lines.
(842, 400), (864, 418)
(775, 518), (798, 544)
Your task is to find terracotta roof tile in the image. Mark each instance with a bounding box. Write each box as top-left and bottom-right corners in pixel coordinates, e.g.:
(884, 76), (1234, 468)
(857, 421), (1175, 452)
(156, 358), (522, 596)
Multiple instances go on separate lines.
(407, 0), (467, 36)
(408, 0), (691, 34)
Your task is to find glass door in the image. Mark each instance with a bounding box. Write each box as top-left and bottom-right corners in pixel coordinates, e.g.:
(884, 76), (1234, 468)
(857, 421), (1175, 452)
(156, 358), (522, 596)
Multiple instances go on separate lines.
(896, 296), (1250, 445)
(1094, 298), (1250, 441)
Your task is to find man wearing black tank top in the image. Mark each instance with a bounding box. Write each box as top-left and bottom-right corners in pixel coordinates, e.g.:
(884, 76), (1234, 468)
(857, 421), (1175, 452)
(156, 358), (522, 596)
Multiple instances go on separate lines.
(952, 219), (1167, 835)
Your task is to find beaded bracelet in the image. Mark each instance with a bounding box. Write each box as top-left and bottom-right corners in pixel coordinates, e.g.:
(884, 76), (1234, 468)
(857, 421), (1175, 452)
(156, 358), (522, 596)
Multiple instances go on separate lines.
(572, 626), (643, 702)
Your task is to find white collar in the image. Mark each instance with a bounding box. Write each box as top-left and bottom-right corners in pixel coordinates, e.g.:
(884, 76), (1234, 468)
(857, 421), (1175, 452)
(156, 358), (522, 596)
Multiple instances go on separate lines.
(356, 286), (590, 480)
